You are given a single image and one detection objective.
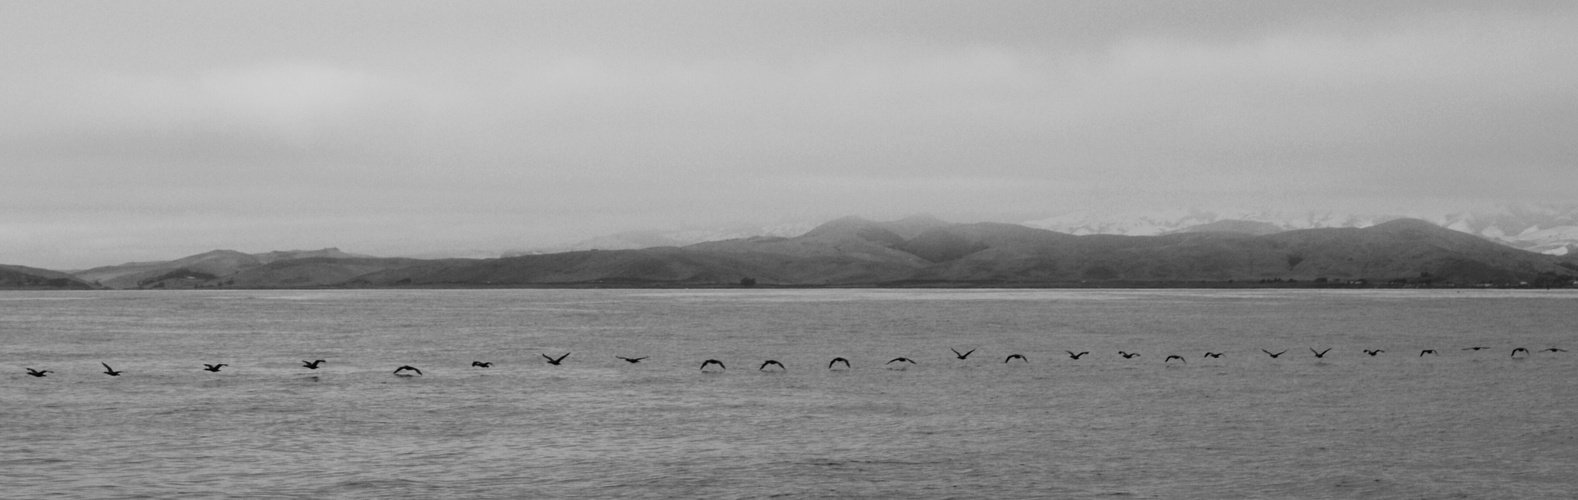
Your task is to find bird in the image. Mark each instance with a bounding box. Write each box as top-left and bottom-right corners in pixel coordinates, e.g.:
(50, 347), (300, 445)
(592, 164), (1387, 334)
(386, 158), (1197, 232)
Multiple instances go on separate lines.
(1463, 346), (1490, 351)
(1004, 354), (1028, 363)
(101, 362), (122, 376)
(1511, 348), (1530, 357)
(700, 359), (726, 370)
(616, 356), (648, 363)
(202, 363), (227, 372)
(542, 353), (570, 366)
(1310, 348), (1332, 358)
(1165, 355), (1186, 363)
(1262, 349), (1287, 358)
(1419, 349), (1438, 357)
(886, 357), (917, 365)
(393, 365), (422, 376)
(759, 360), (786, 371)
(1363, 349), (1385, 356)
(951, 348), (976, 360)
(471, 361), (493, 368)
(828, 357), (851, 369)
(1542, 348), (1567, 353)
(1118, 351), (1140, 359)
(1066, 351), (1089, 360)
(302, 359), (326, 369)
(26, 368), (51, 377)
(1203, 352), (1223, 358)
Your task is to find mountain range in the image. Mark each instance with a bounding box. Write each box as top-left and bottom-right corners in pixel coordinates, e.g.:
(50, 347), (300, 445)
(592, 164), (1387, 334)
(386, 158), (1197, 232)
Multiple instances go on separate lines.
(9, 214), (1575, 290)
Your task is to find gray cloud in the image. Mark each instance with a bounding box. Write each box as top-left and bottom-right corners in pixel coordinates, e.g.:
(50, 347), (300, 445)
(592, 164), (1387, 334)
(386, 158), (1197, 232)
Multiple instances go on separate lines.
(3, 1), (1575, 268)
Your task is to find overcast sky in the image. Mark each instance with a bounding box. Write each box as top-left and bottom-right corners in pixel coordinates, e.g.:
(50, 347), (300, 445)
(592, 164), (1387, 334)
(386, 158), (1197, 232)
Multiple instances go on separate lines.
(3, 1), (1576, 269)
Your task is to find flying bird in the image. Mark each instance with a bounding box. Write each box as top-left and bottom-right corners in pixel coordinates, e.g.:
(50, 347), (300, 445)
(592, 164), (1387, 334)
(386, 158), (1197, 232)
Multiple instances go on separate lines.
(1118, 351), (1140, 359)
(951, 348), (976, 360)
(759, 360), (786, 371)
(1066, 351), (1089, 360)
(1310, 348), (1332, 358)
(1511, 348), (1530, 357)
(1542, 348), (1567, 353)
(828, 357), (851, 369)
(886, 357), (917, 365)
(302, 360), (326, 369)
(101, 362), (122, 376)
(1363, 349), (1385, 356)
(1202, 352), (1223, 358)
(1004, 354), (1028, 363)
(202, 363), (227, 372)
(542, 353), (570, 365)
(471, 361), (493, 368)
(1463, 347), (1489, 351)
(1262, 349), (1287, 358)
(700, 359), (726, 370)
(1165, 355), (1186, 363)
(26, 368), (51, 377)
(1419, 349), (1438, 357)
(616, 356), (648, 363)
(393, 365), (423, 376)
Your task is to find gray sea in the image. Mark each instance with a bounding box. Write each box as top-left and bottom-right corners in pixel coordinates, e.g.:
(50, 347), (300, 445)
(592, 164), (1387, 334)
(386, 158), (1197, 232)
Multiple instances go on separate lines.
(2, 289), (1575, 499)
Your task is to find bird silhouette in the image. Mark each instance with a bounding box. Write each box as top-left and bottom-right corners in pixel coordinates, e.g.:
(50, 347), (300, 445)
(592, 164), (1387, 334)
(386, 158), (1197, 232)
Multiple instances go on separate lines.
(1165, 355), (1186, 363)
(393, 365), (422, 375)
(616, 356), (648, 363)
(1542, 348), (1567, 353)
(1463, 346), (1489, 351)
(101, 362), (122, 376)
(471, 361), (493, 368)
(759, 360), (786, 371)
(1363, 349), (1385, 356)
(951, 348), (976, 360)
(26, 368), (51, 377)
(1004, 354), (1028, 363)
(1419, 349), (1438, 357)
(1202, 352), (1223, 358)
(1511, 348), (1530, 357)
(302, 360), (326, 369)
(700, 359), (726, 370)
(828, 357), (851, 369)
(1262, 349), (1287, 358)
(542, 353), (570, 365)
(1066, 351), (1089, 360)
(1118, 351), (1140, 359)
(886, 357), (917, 365)
(1310, 348), (1332, 358)
(202, 363), (227, 372)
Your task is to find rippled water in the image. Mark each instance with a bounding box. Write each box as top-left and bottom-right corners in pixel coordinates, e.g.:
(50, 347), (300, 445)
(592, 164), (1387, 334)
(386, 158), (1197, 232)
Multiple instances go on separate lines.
(3, 289), (1576, 499)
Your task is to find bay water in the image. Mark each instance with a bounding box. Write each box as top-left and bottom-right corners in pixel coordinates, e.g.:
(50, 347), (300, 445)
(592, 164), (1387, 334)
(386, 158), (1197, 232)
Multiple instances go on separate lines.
(3, 289), (1575, 498)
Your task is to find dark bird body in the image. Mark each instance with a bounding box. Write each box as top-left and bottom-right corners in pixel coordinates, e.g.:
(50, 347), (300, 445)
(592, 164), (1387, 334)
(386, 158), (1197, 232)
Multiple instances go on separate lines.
(1262, 349), (1287, 358)
(1543, 348), (1567, 353)
(1165, 355), (1186, 363)
(1004, 354), (1028, 363)
(1364, 349), (1385, 356)
(302, 360), (326, 369)
(26, 368), (51, 377)
(1463, 347), (1489, 351)
(759, 360), (786, 371)
(700, 359), (726, 370)
(1202, 352), (1223, 358)
(886, 357), (917, 365)
(393, 365), (423, 375)
(1311, 348), (1332, 358)
(951, 348), (976, 360)
(1118, 351), (1140, 359)
(1512, 348), (1530, 357)
(101, 363), (122, 376)
(1066, 351), (1089, 360)
(471, 361), (493, 367)
(828, 357), (851, 369)
(543, 353), (570, 365)
(1420, 349), (1438, 357)
(616, 356), (648, 363)
(203, 363), (227, 372)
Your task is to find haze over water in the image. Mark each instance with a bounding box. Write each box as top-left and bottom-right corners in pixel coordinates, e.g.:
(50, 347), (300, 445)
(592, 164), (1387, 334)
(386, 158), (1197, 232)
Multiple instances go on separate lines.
(3, 289), (1575, 498)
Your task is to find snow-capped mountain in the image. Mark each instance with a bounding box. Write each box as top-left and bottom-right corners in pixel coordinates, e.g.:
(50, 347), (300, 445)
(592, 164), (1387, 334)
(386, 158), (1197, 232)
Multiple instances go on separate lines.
(1023, 203), (1578, 256)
